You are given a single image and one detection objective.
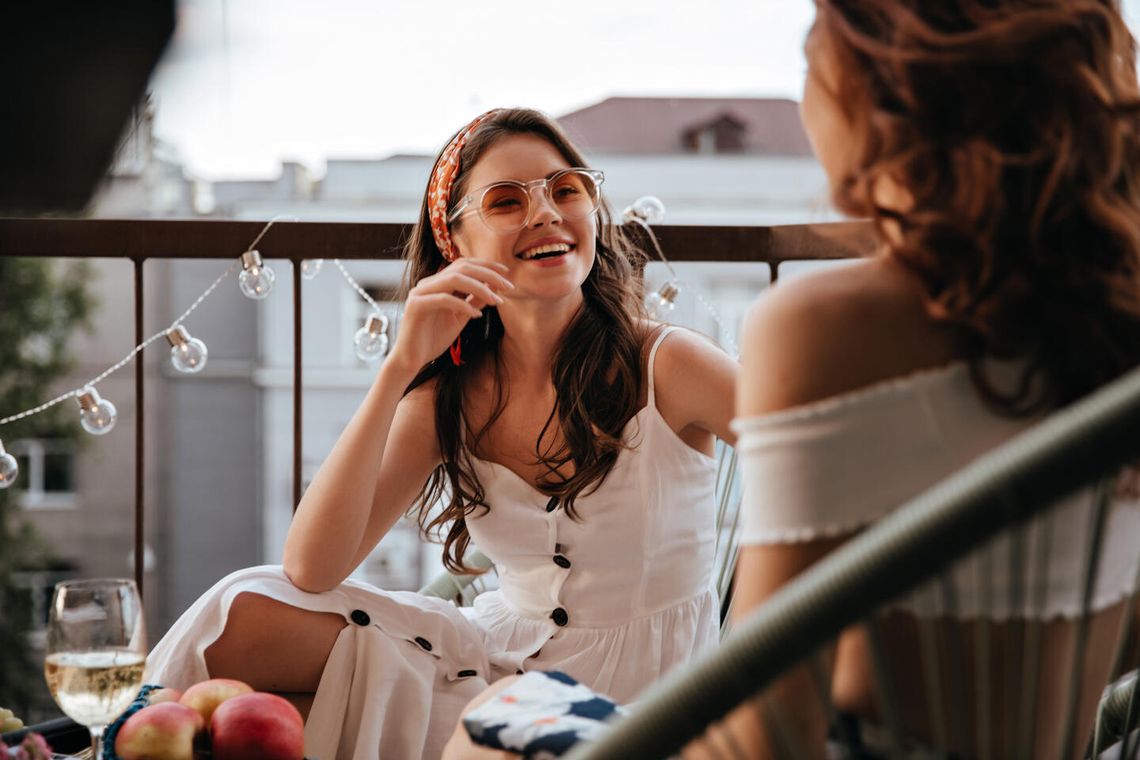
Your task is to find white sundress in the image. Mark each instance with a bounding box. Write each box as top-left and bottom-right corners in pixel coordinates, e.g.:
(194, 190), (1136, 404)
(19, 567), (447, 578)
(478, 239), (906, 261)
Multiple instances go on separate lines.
(145, 326), (720, 760)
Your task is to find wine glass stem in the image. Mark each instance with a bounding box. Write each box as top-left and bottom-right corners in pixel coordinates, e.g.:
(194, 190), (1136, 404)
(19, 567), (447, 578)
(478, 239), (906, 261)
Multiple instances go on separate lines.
(90, 725), (105, 759)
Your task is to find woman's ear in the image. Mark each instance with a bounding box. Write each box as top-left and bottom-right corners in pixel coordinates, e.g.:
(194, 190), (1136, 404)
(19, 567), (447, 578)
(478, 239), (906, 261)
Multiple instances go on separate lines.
(871, 170), (914, 215)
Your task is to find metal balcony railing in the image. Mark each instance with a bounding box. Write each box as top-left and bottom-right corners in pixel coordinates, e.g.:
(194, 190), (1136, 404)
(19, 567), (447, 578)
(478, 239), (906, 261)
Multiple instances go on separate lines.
(0, 217), (876, 600)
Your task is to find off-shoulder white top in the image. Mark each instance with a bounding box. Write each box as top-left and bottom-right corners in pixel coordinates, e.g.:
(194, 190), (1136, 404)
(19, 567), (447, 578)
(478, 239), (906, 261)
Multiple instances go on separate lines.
(731, 362), (1140, 620)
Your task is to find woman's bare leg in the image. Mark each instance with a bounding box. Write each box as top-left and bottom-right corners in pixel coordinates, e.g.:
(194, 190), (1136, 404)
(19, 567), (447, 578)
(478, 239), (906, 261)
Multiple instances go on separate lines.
(203, 592), (347, 719)
(440, 676), (522, 760)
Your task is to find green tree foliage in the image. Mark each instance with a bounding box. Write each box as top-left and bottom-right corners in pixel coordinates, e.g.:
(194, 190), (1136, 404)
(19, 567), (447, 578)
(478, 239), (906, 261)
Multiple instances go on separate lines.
(0, 258), (92, 714)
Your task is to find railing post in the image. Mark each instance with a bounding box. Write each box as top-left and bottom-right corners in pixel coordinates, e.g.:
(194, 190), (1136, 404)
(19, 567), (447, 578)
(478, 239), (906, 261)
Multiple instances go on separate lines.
(293, 259), (302, 512)
(133, 257), (145, 599)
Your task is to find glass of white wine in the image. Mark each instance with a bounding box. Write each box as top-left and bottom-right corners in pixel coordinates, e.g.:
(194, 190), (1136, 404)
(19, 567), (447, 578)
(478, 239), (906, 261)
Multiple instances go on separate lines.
(44, 579), (146, 759)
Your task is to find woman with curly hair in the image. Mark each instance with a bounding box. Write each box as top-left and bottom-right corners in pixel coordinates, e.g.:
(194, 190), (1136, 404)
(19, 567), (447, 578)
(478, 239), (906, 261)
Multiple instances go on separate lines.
(145, 108), (737, 759)
(722, 1), (1140, 757)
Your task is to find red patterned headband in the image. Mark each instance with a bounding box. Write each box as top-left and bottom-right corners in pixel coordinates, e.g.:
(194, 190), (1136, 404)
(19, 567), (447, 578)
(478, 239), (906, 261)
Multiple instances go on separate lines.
(428, 109), (502, 262)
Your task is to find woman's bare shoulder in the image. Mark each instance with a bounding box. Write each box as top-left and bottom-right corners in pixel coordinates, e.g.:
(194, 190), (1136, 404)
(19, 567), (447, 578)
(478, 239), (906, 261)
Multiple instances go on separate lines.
(642, 322), (739, 443)
(740, 256), (959, 414)
(637, 321), (735, 391)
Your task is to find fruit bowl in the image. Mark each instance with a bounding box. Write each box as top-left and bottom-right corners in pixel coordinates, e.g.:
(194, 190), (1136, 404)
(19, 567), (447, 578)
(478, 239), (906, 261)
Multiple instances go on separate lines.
(106, 680), (305, 760)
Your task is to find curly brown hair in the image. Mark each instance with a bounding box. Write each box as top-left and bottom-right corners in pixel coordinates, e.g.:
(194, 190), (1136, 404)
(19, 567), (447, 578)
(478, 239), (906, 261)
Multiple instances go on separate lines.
(401, 109), (651, 574)
(815, 0), (1140, 412)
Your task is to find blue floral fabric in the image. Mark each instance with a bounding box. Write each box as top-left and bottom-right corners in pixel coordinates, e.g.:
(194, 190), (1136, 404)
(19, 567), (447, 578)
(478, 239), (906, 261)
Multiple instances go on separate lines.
(463, 671), (625, 759)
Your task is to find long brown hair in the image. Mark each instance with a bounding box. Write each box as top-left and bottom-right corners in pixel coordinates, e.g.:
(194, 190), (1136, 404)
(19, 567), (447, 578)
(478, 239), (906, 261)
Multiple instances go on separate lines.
(401, 108), (650, 573)
(815, 0), (1140, 412)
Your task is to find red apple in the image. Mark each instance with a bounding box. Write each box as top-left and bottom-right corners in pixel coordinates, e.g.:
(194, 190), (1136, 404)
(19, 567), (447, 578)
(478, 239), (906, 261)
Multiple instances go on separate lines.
(147, 687), (183, 705)
(114, 702), (204, 760)
(210, 692), (304, 760)
(178, 678), (253, 723)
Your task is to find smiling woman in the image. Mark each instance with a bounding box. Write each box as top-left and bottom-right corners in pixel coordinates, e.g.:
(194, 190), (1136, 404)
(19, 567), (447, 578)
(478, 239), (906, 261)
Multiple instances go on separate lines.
(141, 108), (739, 759)
(400, 110), (664, 573)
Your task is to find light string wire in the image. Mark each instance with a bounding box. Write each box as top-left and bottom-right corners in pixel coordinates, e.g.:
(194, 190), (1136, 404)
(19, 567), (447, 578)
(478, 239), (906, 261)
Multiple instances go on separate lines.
(688, 284), (741, 360)
(2, 203), (735, 429)
(333, 259), (385, 316)
(627, 214), (741, 360)
(0, 217), (293, 428)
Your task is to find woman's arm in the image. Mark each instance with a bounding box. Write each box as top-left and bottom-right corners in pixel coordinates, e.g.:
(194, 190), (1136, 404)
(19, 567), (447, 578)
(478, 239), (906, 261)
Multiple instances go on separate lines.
(282, 259), (513, 592)
(652, 327), (739, 446)
(702, 260), (949, 757)
(282, 361), (439, 592)
(682, 279), (852, 759)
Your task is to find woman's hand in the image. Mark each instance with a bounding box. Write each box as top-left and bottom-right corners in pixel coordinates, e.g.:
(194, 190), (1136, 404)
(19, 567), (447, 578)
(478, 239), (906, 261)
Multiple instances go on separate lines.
(388, 259), (514, 374)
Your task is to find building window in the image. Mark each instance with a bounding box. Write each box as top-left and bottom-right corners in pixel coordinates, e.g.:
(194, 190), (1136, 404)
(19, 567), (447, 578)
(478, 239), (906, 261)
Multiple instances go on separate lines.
(9, 438), (77, 509)
(682, 113), (748, 155)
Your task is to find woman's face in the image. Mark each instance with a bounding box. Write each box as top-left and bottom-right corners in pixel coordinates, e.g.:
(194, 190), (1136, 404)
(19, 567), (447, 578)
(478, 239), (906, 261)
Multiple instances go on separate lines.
(801, 15), (914, 218)
(450, 133), (598, 304)
(800, 18), (857, 191)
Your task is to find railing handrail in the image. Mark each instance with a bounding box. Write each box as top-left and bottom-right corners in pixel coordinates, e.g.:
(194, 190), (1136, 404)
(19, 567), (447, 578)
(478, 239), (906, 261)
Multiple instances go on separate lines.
(0, 218), (875, 264)
(0, 217), (876, 599)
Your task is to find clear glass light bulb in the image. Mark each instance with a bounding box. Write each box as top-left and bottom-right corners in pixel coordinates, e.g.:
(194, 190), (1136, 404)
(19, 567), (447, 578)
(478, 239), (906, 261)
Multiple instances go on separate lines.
(238, 250), (275, 300)
(354, 314), (390, 362)
(166, 326), (208, 374)
(623, 196), (667, 225)
(301, 259), (323, 280)
(0, 440), (18, 490)
(76, 386), (117, 436)
(644, 281), (680, 320)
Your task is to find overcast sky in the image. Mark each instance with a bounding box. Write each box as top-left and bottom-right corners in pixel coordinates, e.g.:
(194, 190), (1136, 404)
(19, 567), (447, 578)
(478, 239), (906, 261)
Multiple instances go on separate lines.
(149, 0), (1140, 180)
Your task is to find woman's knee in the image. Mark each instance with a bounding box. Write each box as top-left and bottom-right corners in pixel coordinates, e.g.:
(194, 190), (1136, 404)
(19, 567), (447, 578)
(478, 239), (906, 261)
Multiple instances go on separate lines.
(440, 676), (524, 760)
(204, 592), (346, 692)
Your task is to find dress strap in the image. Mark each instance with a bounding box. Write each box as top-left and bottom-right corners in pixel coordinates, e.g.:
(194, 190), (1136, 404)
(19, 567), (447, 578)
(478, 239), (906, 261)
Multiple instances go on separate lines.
(646, 326), (679, 408)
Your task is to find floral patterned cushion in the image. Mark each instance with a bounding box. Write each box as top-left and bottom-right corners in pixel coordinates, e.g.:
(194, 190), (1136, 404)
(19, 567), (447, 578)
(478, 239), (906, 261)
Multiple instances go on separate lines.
(463, 671), (625, 759)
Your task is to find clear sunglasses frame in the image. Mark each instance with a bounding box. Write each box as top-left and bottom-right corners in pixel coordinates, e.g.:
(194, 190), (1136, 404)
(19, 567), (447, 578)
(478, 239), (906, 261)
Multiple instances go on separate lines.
(447, 168), (606, 233)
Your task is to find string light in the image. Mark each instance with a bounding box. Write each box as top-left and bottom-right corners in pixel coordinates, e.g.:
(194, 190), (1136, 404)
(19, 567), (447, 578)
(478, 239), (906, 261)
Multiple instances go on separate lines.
(238, 250), (275, 300)
(76, 387), (117, 436)
(0, 206), (745, 460)
(0, 219), (291, 440)
(301, 259), (323, 280)
(0, 218), (311, 485)
(354, 313), (390, 362)
(645, 281), (681, 320)
(166, 326), (208, 374)
(0, 440), (18, 489)
(622, 196), (739, 358)
(623, 196), (666, 225)
(625, 196), (682, 321)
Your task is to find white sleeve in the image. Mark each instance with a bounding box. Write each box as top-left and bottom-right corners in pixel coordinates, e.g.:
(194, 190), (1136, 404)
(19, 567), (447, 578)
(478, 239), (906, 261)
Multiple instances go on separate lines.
(730, 388), (945, 545)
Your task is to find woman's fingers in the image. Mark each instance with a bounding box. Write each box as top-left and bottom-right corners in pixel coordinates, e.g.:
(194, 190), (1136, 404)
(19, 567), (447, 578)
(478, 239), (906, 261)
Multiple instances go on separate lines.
(416, 274), (506, 306)
(412, 292), (483, 319)
(423, 259), (515, 294)
(465, 261), (515, 292)
(451, 274), (506, 305)
(456, 259), (514, 293)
